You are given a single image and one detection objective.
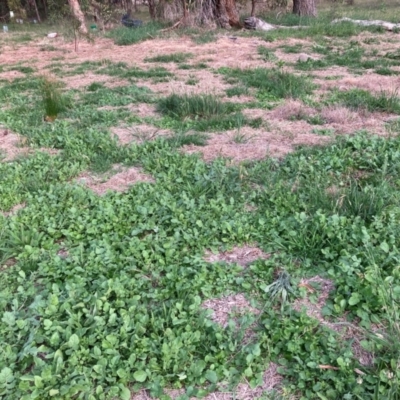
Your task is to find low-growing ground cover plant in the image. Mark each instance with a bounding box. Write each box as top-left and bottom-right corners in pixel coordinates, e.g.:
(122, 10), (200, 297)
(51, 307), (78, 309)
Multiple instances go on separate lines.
(1, 8), (400, 399)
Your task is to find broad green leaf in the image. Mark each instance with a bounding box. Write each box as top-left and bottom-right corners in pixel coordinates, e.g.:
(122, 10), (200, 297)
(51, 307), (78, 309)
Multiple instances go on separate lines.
(0, 367), (14, 384)
(348, 293), (361, 306)
(133, 370), (147, 382)
(380, 241), (389, 253)
(120, 387), (131, 400)
(205, 370), (218, 384)
(68, 334), (80, 349)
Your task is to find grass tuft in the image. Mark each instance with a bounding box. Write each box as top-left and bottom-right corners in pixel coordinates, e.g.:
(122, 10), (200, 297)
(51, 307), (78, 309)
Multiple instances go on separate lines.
(107, 22), (163, 45)
(219, 67), (315, 100)
(145, 52), (193, 63)
(40, 77), (67, 120)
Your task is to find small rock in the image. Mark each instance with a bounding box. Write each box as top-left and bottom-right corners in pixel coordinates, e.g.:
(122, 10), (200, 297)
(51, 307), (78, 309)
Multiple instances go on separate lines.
(47, 32), (58, 38)
(298, 53), (314, 62)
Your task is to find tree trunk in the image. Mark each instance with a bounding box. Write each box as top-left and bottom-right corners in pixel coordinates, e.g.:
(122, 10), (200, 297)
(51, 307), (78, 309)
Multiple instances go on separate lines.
(148, 0), (156, 19)
(216, 0), (241, 28)
(250, 0), (256, 17)
(292, 0), (317, 17)
(0, 0), (10, 21)
(68, 0), (88, 34)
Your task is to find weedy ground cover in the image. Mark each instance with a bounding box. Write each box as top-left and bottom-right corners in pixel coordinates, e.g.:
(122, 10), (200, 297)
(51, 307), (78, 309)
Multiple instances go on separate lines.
(1, 7), (400, 399)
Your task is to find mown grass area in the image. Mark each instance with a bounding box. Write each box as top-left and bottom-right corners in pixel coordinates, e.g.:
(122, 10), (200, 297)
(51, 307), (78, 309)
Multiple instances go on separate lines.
(2, 6), (400, 399)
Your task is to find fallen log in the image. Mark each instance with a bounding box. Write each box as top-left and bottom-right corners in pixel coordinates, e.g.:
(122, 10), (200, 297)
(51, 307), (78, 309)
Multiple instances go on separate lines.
(244, 16), (400, 32)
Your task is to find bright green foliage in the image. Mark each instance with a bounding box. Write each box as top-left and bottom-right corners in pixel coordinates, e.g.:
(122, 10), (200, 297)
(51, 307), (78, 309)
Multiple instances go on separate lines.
(2, 72), (400, 400)
(145, 53), (193, 64)
(107, 22), (164, 45)
(218, 67), (315, 100)
(329, 88), (400, 114)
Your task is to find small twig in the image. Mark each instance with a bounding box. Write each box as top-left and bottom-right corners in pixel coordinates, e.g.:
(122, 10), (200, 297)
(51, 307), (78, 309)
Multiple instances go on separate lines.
(160, 18), (183, 32)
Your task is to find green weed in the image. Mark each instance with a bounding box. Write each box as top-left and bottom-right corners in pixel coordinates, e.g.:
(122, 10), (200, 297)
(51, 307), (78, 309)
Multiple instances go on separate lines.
(219, 67), (315, 99)
(40, 77), (67, 120)
(107, 22), (163, 45)
(226, 86), (249, 97)
(330, 89), (400, 114)
(156, 93), (231, 120)
(145, 52), (193, 63)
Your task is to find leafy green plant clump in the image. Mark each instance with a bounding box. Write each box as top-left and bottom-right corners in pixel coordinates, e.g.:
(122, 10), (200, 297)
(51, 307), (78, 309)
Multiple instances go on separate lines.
(107, 22), (163, 46)
(219, 67), (315, 99)
(145, 52), (193, 63)
(40, 77), (67, 121)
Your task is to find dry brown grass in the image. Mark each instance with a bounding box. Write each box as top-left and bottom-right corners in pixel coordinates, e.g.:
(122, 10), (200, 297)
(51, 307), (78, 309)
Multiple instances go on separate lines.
(204, 245), (270, 268)
(0, 129), (59, 161)
(202, 293), (260, 328)
(76, 164), (155, 195)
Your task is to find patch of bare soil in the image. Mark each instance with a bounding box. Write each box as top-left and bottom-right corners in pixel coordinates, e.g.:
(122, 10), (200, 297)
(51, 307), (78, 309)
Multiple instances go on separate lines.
(76, 165), (155, 195)
(0, 69), (26, 81)
(204, 245), (270, 268)
(202, 293), (260, 328)
(313, 63), (400, 95)
(64, 72), (124, 90)
(1, 202), (26, 217)
(111, 124), (171, 144)
(127, 103), (158, 119)
(182, 125), (330, 163)
(0, 130), (27, 161)
(0, 129), (59, 161)
(57, 248), (69, 259)
(323, 73), (400, 94)
(0, 257), (17, 272)
(294, 276), (374, 367)
(269, 99), (318, 120)
(320, 106), (391, 136)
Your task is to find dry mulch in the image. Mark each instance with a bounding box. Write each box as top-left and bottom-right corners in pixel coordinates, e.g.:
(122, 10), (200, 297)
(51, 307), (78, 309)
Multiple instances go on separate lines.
(204, 245), (270, 268)
(0, 129), (59, 161)
(202, 293), (260, 328)
(76, 165), (155, 195)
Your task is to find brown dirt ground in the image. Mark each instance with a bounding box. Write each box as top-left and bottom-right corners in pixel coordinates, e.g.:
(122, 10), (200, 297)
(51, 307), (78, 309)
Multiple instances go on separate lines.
(1, 202), (26, 217)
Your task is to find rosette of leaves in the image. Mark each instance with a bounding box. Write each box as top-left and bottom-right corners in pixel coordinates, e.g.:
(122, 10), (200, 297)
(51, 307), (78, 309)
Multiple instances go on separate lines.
(263, 269), (295, 309)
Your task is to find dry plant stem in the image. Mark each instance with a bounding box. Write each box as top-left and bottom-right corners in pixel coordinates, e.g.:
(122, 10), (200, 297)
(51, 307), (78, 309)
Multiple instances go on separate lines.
(160, 18), (184, 32)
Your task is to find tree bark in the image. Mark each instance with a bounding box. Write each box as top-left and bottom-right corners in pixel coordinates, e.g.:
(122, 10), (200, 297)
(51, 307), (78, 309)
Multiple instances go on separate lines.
(293, 0), (317, 17)
(68, 0), (88, 34)
(216, 0), (241, 28)
(148, 0), (156, 19)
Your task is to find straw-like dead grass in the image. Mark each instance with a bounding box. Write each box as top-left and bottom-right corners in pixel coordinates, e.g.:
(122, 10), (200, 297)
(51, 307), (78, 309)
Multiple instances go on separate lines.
(76, 164), (155, 195)
(0, 129), (59, 161)
(204, 245), (270, 268)
(202, 293), (260, 328)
